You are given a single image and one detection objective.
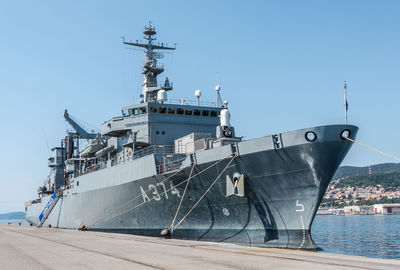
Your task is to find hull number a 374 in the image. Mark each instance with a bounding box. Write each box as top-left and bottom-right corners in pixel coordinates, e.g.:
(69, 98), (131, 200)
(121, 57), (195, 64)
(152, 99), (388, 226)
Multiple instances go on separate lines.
(140, 181), (181, 202)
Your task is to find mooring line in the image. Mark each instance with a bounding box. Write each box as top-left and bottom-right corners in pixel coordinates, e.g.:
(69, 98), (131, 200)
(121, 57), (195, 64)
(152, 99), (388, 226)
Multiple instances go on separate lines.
(170, 163), (195, 232)
(86, 154), (234, 230)
(85, 166), (187, 230)
(345, 137), (400, 162)
(173, 154), (237, 231)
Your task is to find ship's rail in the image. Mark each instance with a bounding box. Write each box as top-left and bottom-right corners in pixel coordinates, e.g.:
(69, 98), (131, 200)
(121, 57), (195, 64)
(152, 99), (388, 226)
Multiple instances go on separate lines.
(84, 161), (107, 174)
(156, 156), (186, 174)
(168, 99), (218, 107)
(76, 145), (181, 177)
(144, 63), (164, 70)
(132, 145), (174, 159)
(145, 80), (173, 89)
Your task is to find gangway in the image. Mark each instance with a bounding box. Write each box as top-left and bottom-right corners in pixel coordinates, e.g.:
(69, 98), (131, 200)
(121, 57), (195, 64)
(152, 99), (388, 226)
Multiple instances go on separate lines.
(37, 191), (61, 228)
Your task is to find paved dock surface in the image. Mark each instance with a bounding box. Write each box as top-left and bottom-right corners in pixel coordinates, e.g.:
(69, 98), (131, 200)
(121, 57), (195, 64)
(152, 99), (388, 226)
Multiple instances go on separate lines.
(1, 225), (399, 270)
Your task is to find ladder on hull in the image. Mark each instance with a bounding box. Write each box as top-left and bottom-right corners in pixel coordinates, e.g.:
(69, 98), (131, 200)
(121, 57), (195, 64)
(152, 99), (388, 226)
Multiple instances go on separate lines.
(37, 192), (60, 228)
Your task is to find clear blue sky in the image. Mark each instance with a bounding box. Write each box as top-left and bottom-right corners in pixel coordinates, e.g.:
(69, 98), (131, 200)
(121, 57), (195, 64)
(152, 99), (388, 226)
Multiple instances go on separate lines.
(1, 0), (399, 213)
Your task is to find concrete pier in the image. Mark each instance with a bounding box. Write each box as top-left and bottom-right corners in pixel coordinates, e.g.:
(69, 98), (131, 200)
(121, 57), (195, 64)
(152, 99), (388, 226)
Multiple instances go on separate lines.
(1, 225), (399, 270)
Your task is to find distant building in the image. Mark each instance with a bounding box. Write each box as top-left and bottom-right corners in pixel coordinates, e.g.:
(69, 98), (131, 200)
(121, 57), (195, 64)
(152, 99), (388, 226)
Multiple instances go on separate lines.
(373, 204), (400, 214)
(343, 205), (374, 215)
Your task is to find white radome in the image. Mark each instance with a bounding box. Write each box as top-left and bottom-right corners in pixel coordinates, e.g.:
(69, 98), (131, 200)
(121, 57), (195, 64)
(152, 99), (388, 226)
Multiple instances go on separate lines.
(220, 108), (231, 126)
(195, 90), (202, 98)
(157, 90), (167, 103)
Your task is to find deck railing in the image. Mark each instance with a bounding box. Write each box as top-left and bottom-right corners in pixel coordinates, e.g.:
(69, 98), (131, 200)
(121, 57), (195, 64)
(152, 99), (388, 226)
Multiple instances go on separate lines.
(132, 145), (174, 160)
(156, 156), (186, 174)
(77, 145), (180, 177)
(168, 99), (218, 107)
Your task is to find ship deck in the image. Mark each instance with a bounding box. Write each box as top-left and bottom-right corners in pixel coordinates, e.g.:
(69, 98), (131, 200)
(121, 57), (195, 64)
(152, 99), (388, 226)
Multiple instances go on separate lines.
(1, 225), (399, 269)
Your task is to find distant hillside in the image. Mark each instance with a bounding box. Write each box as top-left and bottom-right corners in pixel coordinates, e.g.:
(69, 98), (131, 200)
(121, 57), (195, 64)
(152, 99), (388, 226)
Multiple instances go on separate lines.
(333, 163), (400, 180)
(0, 212), (25, 220)
(335, 171), (400, 189)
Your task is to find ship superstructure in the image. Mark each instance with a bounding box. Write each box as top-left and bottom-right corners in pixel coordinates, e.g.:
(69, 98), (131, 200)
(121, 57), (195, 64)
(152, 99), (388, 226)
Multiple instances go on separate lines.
(25, 24), (358, 249)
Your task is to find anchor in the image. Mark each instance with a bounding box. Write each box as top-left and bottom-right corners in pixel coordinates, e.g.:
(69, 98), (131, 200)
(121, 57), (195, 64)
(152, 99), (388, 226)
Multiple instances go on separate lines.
(226, 172), (245, 197)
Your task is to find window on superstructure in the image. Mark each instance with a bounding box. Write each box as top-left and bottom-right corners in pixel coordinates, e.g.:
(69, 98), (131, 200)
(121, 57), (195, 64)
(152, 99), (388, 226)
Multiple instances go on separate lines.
(139, 107), (146, 114)
(177, 108), (184, 115)
(159, 107), (166, 114)
(210, 111), (218, 117)
(133, 108), (139, 115)
(202, 110), (209, 116)
(168, 108), (175, 114)
(185, 110), (193, 115)
(193, 110), (201, 116)
(150, 107), (158, 113)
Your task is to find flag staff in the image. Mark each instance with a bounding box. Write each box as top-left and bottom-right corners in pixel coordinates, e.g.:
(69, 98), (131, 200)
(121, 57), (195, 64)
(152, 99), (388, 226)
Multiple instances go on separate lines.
(344, 81), (348, 125)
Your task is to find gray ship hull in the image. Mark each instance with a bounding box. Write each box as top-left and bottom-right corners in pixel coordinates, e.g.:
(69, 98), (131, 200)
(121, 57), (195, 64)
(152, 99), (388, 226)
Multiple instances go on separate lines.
(26, 124), (357, 249)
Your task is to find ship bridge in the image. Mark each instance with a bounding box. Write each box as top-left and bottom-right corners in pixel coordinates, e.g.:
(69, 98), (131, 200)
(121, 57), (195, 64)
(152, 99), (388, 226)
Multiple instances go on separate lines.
(101, 101), (222, 146)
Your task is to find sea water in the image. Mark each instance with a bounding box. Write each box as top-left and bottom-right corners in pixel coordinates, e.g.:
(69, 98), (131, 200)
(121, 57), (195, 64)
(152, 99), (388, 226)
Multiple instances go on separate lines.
(312, 215), (400, 260)
(0, 219), (29, 226)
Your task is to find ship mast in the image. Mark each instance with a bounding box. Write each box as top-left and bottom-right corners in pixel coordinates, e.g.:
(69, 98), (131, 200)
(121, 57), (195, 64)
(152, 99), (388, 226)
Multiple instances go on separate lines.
(123, 23), (175, 103)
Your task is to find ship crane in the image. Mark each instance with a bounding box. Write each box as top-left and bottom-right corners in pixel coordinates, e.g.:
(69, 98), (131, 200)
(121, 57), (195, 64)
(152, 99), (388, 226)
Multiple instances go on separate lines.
(63, 109), (100, 160)
(63, 109), (98, 139)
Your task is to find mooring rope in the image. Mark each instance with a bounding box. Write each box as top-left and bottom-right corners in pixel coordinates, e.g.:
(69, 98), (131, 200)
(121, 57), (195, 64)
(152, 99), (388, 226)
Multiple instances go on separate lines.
(85, 153), (234, 230)
(173, 154), (237, 231)
(85, 165), (187, 230)
(345, 137), (400, 162)
(169, 162), (195, 232)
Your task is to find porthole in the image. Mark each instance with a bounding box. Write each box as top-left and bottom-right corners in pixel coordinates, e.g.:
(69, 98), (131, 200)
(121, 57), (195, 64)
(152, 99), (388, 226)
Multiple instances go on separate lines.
(341, 129), (351, 140)
(305, 131), (317, 142)
(156, 131), (160, 135)
(162, 131), (165, 135)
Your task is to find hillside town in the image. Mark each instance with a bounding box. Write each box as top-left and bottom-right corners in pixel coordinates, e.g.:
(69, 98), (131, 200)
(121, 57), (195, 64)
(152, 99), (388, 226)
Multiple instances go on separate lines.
(318, 168), (400, 215)
(322, 179), (400, 205)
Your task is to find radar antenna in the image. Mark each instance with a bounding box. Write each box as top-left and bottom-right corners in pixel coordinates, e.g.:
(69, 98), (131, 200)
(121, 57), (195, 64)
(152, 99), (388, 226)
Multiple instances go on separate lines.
(123, 23), (176, 103)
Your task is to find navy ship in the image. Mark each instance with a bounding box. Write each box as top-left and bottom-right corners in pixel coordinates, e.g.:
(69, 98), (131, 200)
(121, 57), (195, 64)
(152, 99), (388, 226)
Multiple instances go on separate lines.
(25, 24), (358, 249)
